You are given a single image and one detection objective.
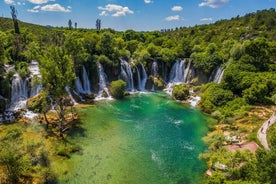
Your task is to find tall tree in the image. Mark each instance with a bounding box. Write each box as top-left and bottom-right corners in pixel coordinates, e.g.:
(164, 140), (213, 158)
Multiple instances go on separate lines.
(68, 19), (73, 29)
(74, 22), (77, 29)
(10, 6), (20, 34)
(96, 19), (101, 30)
(40, 46), (75, 137)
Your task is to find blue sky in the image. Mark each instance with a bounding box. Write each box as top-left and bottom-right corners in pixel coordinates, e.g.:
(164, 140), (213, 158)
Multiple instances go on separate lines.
(0, 0), (275, 31)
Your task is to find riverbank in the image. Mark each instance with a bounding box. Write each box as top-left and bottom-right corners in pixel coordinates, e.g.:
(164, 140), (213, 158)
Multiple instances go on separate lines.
(200, 105), (276, 182)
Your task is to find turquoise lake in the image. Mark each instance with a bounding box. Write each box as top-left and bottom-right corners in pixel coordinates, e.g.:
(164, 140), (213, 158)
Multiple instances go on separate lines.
(56, 93), (208, 184)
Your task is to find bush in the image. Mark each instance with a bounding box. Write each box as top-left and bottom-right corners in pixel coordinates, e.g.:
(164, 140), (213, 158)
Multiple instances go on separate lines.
(27, 93), (44, 113)
(172, 84), (190, 101)
(110, 80), (126, 99)
(200, 83), (234, 112)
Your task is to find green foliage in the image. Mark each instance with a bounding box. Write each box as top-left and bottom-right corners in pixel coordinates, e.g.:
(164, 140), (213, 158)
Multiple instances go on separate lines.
(95, 54), (112, 65)
(242, 83), (268, 104)
(243, 38), (270, 71)
(110, 80), (126, 99)
(172, 84), (189, 101)
(201, 83), (234, 113)
(39, 46), (76, 136)
(268, 124), (276, 148)
(27, 91), (51, 113)
(191, 43), (224, 74)
(270, 94), (276, 105)
(40, 46), (75, 98)
(0, 127), (30, 183)
(16, 61), (29, 78)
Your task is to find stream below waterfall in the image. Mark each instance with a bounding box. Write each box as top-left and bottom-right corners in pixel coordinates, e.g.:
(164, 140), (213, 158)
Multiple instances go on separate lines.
(54, 93), (208, 184)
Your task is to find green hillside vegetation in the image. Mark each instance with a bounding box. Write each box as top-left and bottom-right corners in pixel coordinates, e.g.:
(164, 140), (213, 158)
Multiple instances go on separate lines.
(0, 8), (276, 183)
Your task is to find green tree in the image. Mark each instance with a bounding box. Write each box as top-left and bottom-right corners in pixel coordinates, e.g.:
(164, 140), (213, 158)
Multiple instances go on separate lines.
(64, 32), (89, 66)
(244, 39), (270, 71)
(68, 19), (73, 29)
(201, 83), (234, 113)
(10, 5), (20, 34)
(97, 32), (115, 59)
(40, 46), (76, 137)
(110, 80), (126, 99)
(242, 83), (268, 104)
(96, 19), (101, 30)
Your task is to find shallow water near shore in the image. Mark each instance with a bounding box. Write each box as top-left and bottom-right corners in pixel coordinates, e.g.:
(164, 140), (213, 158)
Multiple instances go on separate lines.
(55, 93), (208, 184)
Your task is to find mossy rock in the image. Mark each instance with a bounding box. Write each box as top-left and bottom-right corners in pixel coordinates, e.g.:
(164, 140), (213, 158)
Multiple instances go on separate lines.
(172, 84), (190, 101)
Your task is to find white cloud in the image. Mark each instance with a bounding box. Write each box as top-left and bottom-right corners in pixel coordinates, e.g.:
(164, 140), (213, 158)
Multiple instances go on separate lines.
(199, 0), (229, 8)
(27, 5), (40, 12)
(33, 5), (40, 9)
(98, 4), (134, 17)
(200, 17), (213, 21)
(40, 3), (71, 12)
(144, 0), (153, 3)
(27, 8), (39, 13)
(99, 11), (108, 16)
(165, 15), (180, 21)
(28, 0), (54, 4)
(4, 0), (14, 4)
(172, 6), (183, 11)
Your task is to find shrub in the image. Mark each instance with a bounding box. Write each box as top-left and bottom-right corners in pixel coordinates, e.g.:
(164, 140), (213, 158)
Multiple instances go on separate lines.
(172, 84), (190, 101)
(110, 80), (126, 99)
(27, 93), (44, 113)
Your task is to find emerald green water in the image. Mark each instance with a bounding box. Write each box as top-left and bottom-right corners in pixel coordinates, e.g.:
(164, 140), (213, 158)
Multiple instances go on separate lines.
(57, 93), (208, 184)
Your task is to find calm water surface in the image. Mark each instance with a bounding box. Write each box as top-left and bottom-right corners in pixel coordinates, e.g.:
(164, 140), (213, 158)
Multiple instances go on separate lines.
(55, 93), (208, 184)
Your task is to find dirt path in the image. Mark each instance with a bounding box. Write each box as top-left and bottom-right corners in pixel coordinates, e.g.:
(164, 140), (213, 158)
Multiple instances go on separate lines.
(257, 111), (276, 151)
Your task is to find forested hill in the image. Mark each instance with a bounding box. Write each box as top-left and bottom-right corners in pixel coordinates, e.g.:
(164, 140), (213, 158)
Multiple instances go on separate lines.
(163, 8), (276, 58)
(0, 17), (51, 34)
(165, 8), (276, 40)
(1, 8), (276, 37)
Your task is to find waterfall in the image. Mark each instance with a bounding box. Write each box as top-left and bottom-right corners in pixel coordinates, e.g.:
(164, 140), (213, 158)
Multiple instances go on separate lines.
(164, 59), (194, 95)
(120, 60), (134, 92)
(135, 65), (142, 91)
(140, 63), (148, 91)
(9, 73), (29, 111)
(82, 65), (91, 94)
(184, 60), (192, 83)
(151, 60), (158, 91)
(28, 60), (42, 97)
(65, 86), (78, 105)
(74, 77), (84, 94)
(75, 65), (91, 94)
(151, 60), (158, 78)
(212, 66), (224, 83)
(169, 60), (185, 83)
(96, 63), (112, 100)
(8, 61), (42, 114)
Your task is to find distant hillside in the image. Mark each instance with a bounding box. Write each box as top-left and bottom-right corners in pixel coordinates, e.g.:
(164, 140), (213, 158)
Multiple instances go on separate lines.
(165, 8), (276, 42)
(0, 17), (53, 35)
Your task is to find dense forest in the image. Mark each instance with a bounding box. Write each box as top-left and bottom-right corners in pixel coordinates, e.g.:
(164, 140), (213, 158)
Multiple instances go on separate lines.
(0, 8), (276, 183)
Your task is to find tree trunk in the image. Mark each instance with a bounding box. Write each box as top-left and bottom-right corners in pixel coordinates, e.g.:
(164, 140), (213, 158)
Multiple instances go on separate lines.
(43, 112), (49, 129)
(57, 99), (66, 138)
